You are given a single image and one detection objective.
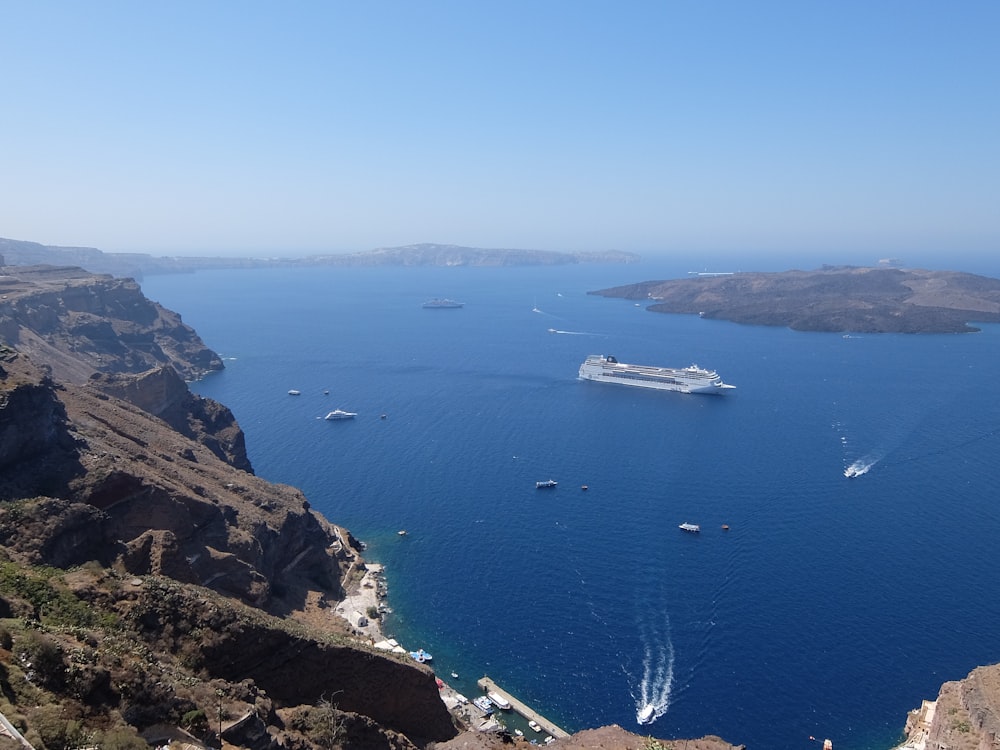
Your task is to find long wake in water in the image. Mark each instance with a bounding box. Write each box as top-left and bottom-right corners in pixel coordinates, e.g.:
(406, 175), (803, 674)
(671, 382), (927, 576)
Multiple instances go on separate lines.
(628, 613), (676, 725)
(547, 328), (606, 336)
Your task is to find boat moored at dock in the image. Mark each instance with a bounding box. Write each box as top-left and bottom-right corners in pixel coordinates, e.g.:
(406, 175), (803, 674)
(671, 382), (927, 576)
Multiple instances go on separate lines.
(487, 692), (512, 710)
(578, 354), (735, 394)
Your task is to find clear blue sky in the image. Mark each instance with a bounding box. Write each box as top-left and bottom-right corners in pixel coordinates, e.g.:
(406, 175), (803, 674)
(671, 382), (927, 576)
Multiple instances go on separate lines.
(2, 1), (998, 260)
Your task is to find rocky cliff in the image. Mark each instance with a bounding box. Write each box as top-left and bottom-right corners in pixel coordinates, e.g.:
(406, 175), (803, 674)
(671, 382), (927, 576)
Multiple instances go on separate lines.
(0, 264), (223, 382)
(897, 664), (1000, 750)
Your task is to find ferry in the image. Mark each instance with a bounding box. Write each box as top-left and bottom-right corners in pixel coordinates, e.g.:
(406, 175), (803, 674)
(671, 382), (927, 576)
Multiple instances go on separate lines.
(578, 354), (734, 394)
(422, 298), (464, 309)
(487, 691), (512, 710)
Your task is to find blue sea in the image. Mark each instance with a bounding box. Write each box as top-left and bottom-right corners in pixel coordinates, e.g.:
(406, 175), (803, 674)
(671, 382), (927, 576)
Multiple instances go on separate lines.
(140, 260), (1000, 750)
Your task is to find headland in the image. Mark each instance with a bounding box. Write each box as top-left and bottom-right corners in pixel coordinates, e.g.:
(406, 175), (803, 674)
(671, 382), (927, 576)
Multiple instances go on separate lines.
(591, 265), (1000, 333)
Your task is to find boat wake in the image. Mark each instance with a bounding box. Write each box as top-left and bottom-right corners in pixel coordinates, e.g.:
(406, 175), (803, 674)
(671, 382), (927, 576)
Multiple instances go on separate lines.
(844, 450), (884, 478)
(629, 614), (676, 725)
(547, 328), (605, 336)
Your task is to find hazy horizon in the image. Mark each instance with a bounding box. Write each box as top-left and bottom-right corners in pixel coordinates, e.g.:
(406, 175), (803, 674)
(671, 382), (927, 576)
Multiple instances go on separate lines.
(3, 2), (998, 261)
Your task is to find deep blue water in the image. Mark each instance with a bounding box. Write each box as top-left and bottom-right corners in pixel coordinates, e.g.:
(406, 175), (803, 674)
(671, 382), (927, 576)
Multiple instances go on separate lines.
(140, 261), (1000, 750)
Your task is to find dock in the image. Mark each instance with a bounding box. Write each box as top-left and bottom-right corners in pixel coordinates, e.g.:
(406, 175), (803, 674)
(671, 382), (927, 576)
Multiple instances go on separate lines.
(477, 676), (569, 739)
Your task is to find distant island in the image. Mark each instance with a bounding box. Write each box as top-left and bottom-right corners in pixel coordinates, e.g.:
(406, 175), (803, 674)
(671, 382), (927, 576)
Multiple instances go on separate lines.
(0, 238), (639, 279)
(591, 266), (1000, 333)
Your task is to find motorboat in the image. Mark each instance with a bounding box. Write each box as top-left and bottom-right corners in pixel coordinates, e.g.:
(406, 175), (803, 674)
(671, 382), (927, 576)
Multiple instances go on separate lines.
(637, 703), (655, 724)
(535, 479), (558, 489)
(325, 409), (357, 420)
(678, 522), (700, 533)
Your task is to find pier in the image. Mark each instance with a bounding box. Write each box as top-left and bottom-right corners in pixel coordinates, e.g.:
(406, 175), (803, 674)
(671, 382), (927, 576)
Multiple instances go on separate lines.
(477, 676), (570, 739)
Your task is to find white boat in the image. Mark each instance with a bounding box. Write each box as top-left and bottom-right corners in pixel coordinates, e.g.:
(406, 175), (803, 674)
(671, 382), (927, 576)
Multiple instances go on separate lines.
(288, 389), (301, 395)
(487, 692), (512, 710)
(679, 522), (700, 533)
(535, 479), (558, 489)
(578, 354), (735, 394)
(528, 721), (542, 733)
(637, 703), (655, 724)
(325, 409), (357, 420)
(473, 696), (494, 714)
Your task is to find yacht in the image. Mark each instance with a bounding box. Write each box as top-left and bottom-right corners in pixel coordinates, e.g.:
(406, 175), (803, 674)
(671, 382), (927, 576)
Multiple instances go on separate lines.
(325, 409), (357, 420)
(679, 522), (701, 533)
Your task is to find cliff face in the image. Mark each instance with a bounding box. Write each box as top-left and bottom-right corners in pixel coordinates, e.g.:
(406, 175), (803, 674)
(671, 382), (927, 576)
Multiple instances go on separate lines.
(0, 264), (223, 382)
(899, 664), (1000, 750)
(88, 365), (252, 472)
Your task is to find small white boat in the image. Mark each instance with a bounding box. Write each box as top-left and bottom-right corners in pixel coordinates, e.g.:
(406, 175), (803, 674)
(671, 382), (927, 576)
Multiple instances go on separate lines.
(678, 522), (700, 533)
(451, 671), (459, 679)
(410, 648), (433, 663)
(535, 479), (558, 489)
(325, 409), (357, 420)
(288, 389), (301, 395)
(637, 703), (655, 724)
(397, 530), (408, 536)
(528, 721), (542, 733)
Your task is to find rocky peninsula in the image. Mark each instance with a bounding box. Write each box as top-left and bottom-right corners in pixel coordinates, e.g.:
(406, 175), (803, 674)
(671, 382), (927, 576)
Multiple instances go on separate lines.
(591, 266), (1000, 333)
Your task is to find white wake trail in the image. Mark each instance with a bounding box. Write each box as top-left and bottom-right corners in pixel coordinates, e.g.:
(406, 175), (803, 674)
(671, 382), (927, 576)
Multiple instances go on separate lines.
(631, 614), (676, 725)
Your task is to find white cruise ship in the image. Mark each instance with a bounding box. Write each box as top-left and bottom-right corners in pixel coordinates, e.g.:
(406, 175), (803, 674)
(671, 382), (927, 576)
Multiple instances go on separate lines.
(578, 354), (735, 395)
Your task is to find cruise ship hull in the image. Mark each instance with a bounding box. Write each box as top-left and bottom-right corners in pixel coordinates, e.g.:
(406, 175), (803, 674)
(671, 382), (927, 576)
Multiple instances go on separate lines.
(578, 355), (735, 395)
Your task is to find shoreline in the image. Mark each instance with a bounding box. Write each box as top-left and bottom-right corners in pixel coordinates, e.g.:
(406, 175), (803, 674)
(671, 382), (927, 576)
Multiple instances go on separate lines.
(334, 562), (512, 735)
